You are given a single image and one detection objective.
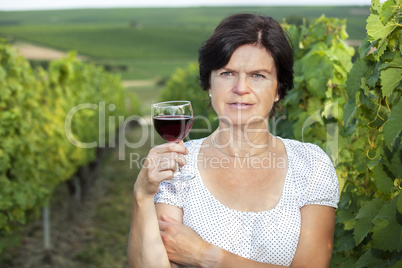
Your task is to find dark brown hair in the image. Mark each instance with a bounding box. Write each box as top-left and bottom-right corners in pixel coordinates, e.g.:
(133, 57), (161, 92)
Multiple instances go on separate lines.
(198, 13), (294, 102)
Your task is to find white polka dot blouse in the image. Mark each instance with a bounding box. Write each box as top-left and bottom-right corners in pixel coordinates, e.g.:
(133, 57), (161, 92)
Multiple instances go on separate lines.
(154, 137), (339, 267)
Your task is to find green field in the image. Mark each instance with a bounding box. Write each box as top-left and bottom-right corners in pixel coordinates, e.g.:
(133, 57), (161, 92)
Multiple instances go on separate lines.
(0, 6), (370, 80)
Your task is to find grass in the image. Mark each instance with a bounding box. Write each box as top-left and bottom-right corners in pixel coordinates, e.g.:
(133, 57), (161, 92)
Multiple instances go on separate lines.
(1, 24), (207, 59)
(106, 59), (195, 80)
(0, 6), (370, 80)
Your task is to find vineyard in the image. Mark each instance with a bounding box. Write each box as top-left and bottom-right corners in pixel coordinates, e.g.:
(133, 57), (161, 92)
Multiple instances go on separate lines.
(0, 6), (370, 80)
(0, 42), (141, 263)
(0, 0), (401, 267)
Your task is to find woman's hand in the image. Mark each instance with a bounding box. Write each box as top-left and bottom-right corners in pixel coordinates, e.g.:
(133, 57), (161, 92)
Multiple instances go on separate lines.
(134, 142), (188, 199)
(158, 214), (213, 267)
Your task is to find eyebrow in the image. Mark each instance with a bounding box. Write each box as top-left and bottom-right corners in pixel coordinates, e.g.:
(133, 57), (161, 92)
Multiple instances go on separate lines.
(249, 69), (272, 74)
(220, 67), (273, 74)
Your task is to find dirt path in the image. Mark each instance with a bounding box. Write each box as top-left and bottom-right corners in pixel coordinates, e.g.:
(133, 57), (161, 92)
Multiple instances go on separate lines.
(122, 80), (155, 87)
(11, 42), (155, 89)
(12, 42), (85, 61)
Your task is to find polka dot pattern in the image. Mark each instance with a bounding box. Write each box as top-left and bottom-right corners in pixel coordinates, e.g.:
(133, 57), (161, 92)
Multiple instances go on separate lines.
(154, 137), (339, 267)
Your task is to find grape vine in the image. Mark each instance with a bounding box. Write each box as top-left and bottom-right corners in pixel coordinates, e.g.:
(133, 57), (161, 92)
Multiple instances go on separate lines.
(332, 0), (401, 266)
(0, 44), (135, 254)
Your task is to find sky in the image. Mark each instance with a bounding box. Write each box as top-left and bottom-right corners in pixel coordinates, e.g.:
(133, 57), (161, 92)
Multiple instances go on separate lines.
(0, 0), (372, 11)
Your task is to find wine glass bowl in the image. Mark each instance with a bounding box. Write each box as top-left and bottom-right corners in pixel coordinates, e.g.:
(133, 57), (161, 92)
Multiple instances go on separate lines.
(152, 101), (194, 181)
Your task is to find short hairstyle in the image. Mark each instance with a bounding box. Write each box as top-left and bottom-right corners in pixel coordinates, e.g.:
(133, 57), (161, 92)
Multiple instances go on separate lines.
(198, 13), (294, 102)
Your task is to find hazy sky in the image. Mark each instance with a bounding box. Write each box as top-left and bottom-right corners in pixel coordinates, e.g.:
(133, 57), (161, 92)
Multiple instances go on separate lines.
(0, 0), (372, 11)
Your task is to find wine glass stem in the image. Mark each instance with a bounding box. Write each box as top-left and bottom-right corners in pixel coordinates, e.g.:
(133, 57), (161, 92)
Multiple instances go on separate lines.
(172, 141), (183, 174)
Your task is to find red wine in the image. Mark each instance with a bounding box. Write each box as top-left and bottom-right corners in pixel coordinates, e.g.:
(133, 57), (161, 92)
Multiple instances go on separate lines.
(153, 115), (194, 142)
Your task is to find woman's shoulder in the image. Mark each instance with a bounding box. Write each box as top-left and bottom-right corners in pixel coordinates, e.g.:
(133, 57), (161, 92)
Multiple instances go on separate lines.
(279, 137), (334, 169)
(280, 137), (328, 158)
(279, 138), (339, 208)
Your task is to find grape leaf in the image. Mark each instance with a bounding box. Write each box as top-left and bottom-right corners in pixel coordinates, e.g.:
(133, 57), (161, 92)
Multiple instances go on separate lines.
(383, 99), (402, 146)
(353, 198), (386, 245)
(334, 230), (355, 252)
(380, 0), (396, 24)
(346, 58), (370, 99)
(372, 165), (394, 194)
(343, 98), (357, 126)
(355, 249), (388, 268)
(366, 14), (397, 41)
(397, 192), (402, 215)
(380, 68), (402, 98)
(382, 58), (402, 69)
(373, 38), (387, 61)
(392, 261), (402, 268)
(359, 38), (374, 58)
(370, 0), (381, 15)
(366, 61), (382, 88)
(372, 200), (402, 251)
(399, 33), (402, 54)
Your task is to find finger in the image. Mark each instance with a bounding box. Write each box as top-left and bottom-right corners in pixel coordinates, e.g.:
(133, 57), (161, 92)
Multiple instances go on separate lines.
(157, 157), (178, 172)
(158, 219), (169, 231)
(167, 152), (186, 168)
(148, 170), (174, 183)
(152, 142), (189, 155)
(177, 154), (186, 168)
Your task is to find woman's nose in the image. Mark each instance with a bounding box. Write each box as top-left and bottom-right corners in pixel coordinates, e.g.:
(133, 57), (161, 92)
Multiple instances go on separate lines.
(232, 75), (251, 95)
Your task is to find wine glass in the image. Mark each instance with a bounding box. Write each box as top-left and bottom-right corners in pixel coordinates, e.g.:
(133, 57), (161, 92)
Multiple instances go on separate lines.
(152, 101), (194, 181)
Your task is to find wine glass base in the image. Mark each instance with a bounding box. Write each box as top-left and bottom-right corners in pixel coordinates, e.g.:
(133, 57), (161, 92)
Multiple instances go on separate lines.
(165, 172), (195, 182)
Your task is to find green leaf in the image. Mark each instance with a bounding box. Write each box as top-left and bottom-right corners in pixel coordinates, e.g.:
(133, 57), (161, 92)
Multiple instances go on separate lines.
(399, 33), (402, 54)
(353, 149), (368, 173)
(334, 230), (356, 252)
(346, 58), (370, 100)
(358, 38), (374, 58)
(353, 198), (386, 245)
(372, 165), (394, 194)
(381, 58), (402, 69)
(372, 199), (402, 251)
(370, 0), (381, 15)
(380, 0), (396, 24)
(366, 61), (382, 88)
(380, 68), (402, 98)
(393, 261), (402, 268)
(343, 98), (357, 126)
(355, 249), (388, 268)
(383, 99), (402, 146)
(366, 14), (397, 42)
(397, 192), (402, 215)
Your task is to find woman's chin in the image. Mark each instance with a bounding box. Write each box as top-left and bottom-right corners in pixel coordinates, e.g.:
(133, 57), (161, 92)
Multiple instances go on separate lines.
(218, 115), (268, 127)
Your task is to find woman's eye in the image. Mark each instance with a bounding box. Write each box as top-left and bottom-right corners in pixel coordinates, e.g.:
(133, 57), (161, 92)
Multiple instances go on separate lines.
(252, 74), (265, 79)
(220, 71), (232, 77)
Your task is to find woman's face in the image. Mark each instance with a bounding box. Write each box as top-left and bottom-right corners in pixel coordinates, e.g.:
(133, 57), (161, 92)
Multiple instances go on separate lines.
(209, 44), (278, 127)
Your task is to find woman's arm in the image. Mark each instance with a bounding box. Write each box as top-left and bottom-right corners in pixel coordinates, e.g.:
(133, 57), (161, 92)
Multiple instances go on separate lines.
(290, 205), (336, 267)
(156, 204), (184, 268)
(127, 142), (188, 268)
(128, 191), (170, 268)
(159, 204), (335, 268)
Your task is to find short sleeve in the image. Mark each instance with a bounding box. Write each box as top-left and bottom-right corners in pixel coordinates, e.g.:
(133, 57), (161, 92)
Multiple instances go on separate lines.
(298, 143), (339, 209)
(154, 181), (188, 208)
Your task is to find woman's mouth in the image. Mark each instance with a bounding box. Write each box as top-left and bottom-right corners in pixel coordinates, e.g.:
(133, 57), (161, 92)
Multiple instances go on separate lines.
(228, 102), (254, 109)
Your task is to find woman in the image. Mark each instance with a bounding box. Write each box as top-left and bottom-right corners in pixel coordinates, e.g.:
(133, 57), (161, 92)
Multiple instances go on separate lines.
(128, 13), (339, 268)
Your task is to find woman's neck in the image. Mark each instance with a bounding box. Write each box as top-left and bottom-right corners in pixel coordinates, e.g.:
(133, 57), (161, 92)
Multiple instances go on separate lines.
(211, 121), (273, 157)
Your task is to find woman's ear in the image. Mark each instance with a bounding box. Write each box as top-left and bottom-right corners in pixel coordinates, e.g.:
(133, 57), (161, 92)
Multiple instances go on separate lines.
(209, 89), (212, 98)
